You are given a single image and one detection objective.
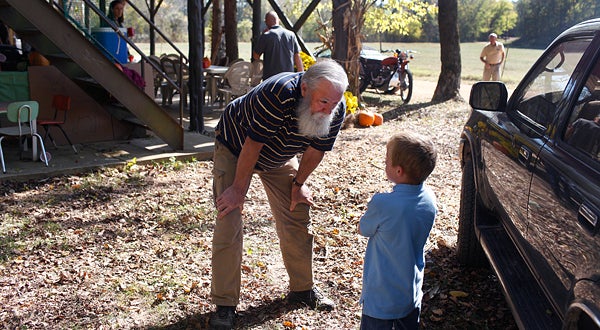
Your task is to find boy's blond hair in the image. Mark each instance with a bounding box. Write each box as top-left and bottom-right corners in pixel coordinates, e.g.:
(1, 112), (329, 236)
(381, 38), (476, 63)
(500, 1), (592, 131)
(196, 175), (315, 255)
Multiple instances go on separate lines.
(387, 132), (437, 184)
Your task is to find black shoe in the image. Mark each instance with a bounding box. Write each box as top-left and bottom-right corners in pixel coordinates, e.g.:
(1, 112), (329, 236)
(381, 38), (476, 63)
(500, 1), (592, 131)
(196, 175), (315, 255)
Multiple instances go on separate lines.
(209, 305), (236, 329)
(287, 287), (335, 311)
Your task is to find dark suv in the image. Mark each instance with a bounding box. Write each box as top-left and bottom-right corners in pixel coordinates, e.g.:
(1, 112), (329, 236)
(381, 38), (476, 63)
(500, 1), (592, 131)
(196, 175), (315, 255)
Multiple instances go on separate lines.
(458, 19), (600, 329)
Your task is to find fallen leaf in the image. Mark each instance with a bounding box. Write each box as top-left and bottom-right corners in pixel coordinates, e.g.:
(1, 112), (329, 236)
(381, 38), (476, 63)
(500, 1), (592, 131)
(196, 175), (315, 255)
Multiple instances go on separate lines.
(449, 290), (469, 298)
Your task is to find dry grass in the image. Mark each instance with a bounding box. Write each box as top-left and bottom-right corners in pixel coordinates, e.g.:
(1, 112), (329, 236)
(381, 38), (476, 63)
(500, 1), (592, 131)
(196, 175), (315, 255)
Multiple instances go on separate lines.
(0, 85), (517, 329)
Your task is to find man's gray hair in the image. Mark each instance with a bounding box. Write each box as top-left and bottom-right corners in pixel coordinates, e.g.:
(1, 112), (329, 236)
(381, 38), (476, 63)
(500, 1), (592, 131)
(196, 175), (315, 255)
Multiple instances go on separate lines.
(302, 59), (348, 94)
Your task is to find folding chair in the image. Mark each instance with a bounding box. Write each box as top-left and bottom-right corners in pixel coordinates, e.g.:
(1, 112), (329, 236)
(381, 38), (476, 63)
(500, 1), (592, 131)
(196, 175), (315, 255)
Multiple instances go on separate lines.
(38, 94), (78, 153)
(160, 54), (189, 107)
(0, 101), (49, 173)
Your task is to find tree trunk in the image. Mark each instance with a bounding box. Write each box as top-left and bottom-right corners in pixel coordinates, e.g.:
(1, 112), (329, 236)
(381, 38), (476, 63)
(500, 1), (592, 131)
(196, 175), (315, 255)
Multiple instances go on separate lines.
(432, 0), (463, 103)
(188, 0), (205, 132)
(251, 0), (262, 61)
(210, 0), (224, 63)
(332, 0), (364, 97)
(224, 0), (239, 62)
(332, 0), (349, 62)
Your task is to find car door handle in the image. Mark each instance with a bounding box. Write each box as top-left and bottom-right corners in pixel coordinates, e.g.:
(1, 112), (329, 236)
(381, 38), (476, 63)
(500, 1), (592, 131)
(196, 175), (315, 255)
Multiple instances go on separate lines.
(518, 145), (532, 168)
(519, 146), (531, 161)
(578, 203), (598, 232)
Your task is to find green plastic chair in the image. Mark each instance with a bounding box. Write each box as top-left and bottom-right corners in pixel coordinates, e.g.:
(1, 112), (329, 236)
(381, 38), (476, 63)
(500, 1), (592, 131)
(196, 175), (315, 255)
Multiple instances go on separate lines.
(0, 101), (49, 173)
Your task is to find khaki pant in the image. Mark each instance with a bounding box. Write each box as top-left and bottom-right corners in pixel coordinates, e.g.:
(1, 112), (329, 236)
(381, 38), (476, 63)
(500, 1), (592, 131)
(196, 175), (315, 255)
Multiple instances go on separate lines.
(483, 63), (502, 81)
(211, 140), (314, 306)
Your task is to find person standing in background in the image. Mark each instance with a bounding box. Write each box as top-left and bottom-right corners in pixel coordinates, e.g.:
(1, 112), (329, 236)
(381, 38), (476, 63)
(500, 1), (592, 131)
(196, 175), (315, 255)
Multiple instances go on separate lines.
(480, 33), (505, 81)
(102, 0), (126, 28)
(253, 11), (304, 80)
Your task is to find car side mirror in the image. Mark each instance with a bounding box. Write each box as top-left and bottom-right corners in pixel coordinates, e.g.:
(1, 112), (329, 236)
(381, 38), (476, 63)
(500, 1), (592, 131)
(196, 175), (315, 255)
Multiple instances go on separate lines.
(469, 81), (508, 111)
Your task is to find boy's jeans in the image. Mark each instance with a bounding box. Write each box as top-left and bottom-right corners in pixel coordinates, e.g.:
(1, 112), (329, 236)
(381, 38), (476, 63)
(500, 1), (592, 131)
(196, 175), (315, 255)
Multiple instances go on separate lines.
(360, 307), (420, 330)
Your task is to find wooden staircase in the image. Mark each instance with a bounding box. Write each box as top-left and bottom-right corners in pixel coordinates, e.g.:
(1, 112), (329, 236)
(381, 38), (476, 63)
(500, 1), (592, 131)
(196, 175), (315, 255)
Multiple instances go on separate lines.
(0, 0), (183, 150)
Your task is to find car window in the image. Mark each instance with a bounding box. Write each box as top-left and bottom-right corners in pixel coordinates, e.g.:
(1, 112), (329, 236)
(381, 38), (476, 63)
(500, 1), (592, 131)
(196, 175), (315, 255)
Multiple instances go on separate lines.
(514, 39), (590, 129)
(564, 56), (600, 161)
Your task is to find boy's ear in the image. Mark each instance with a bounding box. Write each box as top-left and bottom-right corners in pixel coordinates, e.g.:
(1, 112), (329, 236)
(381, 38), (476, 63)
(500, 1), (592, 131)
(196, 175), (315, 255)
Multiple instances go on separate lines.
(395, 164), (404, 178)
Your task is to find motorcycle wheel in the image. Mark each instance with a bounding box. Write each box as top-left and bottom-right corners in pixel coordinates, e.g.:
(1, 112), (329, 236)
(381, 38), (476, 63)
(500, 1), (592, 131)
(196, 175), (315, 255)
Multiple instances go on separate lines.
(399, 69), (413, 104)
(359, 73), (369, 93)
(382, 85), (400, 95)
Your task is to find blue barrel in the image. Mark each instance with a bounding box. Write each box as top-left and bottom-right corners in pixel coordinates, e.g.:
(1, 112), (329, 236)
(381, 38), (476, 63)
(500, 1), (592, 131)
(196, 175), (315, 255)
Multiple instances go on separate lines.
(91, 27), (128, 64)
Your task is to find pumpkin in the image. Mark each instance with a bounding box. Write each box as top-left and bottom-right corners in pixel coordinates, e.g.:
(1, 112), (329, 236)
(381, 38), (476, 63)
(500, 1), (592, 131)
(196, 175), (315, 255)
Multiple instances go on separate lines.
(373, 113), (384, 126)
(358, 111), (375, 127)
(202, 57), (211, 68)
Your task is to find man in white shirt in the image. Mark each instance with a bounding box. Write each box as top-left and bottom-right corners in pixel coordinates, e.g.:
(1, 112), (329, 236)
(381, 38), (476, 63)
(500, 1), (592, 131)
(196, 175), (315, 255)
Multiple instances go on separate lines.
(480, 33), (505, 81)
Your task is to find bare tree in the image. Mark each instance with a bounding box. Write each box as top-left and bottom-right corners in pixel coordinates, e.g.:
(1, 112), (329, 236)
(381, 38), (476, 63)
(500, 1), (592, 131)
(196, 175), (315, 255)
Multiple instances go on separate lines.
(210, 0), (224, 64)
(432, 0), (462, 103)
(188, 0), (204, 132)
(224, 0), (239, 62)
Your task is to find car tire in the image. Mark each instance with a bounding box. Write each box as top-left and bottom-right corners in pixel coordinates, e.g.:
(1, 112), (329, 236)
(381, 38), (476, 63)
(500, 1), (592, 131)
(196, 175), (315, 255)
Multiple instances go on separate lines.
(457, 158), (487, 266)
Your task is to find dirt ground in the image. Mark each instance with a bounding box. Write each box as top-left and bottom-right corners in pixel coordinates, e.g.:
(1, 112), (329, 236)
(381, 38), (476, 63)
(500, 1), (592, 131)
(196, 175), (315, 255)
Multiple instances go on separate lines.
(0, 80), (517, 329)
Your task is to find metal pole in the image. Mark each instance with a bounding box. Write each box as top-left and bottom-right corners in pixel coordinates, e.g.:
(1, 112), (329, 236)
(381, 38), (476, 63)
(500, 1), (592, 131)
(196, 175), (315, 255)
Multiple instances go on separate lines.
(501, 47), (509, 79)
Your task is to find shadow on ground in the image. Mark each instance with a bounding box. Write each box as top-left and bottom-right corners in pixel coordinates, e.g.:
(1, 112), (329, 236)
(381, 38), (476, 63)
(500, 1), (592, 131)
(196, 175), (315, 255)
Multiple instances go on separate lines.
(146, 297), (308, 330)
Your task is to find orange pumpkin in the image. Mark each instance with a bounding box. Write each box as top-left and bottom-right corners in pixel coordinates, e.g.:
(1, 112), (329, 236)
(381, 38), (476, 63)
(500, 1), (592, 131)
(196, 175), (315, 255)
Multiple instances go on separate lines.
(358, 111), (375, 127)
(373, 113), (384, 126)
(202, 57), (211, 68)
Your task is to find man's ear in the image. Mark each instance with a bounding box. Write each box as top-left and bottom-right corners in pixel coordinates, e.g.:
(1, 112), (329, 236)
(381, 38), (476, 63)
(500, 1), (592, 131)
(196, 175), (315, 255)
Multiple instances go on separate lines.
(300, 82), (307, 97)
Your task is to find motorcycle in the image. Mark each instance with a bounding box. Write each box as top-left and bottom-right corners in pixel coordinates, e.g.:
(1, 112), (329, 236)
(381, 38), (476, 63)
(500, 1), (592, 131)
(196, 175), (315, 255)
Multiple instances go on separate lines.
(359, 49), (414, 104)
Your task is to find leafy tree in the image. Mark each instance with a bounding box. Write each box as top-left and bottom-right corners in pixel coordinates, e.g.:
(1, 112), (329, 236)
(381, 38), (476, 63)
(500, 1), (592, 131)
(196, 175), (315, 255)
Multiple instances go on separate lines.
(363, 0), (436, 42)
(237, 20), (253, 42)
(419, 0), (439, 42)
(126, 0), (188, 43)
(458, 0), (516, 42)
(488, 0), (517, 38)
(515, 0), (598, 47)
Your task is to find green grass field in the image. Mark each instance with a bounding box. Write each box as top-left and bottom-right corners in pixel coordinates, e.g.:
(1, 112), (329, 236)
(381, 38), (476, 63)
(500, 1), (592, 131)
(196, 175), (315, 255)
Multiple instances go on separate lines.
(136, 41), (544, 86)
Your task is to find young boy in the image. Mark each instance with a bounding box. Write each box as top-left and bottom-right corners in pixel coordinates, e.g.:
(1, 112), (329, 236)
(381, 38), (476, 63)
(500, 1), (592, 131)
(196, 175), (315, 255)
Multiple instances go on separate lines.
(358, 132), (438, 330)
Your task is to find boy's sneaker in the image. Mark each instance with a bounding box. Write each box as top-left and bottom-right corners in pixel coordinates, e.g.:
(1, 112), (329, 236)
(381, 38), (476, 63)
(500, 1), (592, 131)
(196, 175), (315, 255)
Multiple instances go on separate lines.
(209, 305), (236, 329)
(287, 287), (335, 311)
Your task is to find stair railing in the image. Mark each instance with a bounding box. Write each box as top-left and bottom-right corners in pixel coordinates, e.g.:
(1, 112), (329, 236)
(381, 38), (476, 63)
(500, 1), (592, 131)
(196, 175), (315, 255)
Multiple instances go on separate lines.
(49, 0), (188, 126)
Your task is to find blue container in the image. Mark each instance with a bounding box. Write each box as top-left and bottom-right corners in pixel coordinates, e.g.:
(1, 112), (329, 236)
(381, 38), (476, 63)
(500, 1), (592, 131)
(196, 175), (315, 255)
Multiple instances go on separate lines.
(91, 27), (128, 64)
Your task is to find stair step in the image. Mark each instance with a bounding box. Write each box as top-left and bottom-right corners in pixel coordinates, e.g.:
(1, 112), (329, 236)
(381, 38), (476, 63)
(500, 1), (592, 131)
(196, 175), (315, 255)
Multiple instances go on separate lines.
(73, 76), (98, 85)
(43, 53), (71, 60)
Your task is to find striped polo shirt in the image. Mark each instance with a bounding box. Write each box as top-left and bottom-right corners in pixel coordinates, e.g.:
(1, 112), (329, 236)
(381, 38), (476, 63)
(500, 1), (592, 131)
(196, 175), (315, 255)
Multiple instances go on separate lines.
(215, 71), (346, 171)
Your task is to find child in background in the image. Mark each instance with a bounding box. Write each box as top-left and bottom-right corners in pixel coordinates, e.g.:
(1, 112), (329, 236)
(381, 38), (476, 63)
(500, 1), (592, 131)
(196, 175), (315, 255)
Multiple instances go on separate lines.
(358, 131), (438, 330)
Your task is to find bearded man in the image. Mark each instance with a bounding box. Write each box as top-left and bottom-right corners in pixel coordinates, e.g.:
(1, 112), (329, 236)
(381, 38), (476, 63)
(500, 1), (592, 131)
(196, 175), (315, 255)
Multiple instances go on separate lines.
(209, 59), (348, 329)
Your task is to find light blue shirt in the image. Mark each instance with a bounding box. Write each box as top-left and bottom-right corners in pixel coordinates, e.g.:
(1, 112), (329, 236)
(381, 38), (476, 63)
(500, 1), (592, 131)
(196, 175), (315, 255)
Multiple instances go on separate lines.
(359, 183), (437, 319)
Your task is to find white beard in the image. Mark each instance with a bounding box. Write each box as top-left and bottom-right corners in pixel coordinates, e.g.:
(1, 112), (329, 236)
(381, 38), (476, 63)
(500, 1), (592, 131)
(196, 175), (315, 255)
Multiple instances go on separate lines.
(296, 97), (337, 138)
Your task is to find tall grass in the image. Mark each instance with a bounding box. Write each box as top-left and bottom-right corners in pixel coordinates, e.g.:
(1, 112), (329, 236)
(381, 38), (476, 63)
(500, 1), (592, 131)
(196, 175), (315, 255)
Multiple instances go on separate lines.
(134, 41), (544, 86)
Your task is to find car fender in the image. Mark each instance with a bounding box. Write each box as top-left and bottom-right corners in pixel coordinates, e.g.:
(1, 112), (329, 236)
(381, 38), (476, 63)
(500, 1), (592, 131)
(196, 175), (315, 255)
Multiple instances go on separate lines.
(564, 279), (600, 329)
(460, 116), (494, 200)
